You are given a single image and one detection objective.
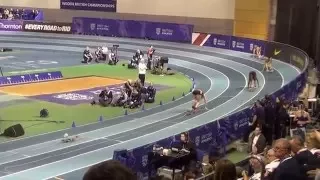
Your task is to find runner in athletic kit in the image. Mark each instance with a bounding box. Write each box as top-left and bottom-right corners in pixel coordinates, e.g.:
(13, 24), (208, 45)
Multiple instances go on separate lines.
(191, 89), (207, 113)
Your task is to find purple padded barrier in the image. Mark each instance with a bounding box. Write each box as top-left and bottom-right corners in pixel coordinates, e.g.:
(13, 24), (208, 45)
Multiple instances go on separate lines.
(72, 17), (194, 43)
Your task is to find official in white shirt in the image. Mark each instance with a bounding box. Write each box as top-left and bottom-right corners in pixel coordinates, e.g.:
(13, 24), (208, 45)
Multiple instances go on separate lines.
(138, 58), (147, 86)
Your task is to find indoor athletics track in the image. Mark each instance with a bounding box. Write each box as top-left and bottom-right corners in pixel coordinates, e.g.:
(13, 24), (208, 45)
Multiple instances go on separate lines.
(0, 32), (300, 180)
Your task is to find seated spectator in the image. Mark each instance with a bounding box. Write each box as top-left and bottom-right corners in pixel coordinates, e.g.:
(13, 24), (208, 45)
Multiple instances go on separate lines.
(245, 155), (266, 180)
(214, 159), (237, 180)
(264, 148), (280, 178)
(83, 160), (137, 180)
(7, 11), (13, 20)
(290, 136), (320, 174)
(307, 130), (320, 157)
(248, 126), (266, 155)
(272, 138), (304, 180)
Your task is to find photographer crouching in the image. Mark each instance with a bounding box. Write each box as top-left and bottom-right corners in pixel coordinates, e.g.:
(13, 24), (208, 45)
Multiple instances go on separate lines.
(91, 87), (113, 107)
(82, 46), (93, 64)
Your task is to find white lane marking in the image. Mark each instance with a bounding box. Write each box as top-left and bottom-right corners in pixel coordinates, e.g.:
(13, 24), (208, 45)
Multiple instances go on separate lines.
(0, 56), (15, 61)
(0, 60), (227, 166)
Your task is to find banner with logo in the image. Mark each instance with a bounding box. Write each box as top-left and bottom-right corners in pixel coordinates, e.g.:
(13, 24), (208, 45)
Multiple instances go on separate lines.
(145, 22), (193, 43)
(60, 0), (117, 12)
(207, 34), (231, 49)
(0, 20), (23, 32)
(22, 21), (72, 34)
(72, 17), (193, 43)
(230, 36), (266, 54)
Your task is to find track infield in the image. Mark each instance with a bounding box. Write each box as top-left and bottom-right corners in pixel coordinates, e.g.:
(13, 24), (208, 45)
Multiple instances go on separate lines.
(0, 64), (192, 141)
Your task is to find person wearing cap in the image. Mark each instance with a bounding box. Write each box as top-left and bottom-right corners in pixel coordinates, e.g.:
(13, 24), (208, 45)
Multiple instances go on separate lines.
(138, 58), (147, 86)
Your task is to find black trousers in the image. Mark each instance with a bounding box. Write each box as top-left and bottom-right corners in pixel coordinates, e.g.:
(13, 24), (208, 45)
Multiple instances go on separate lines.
(139, 74), (145, 86)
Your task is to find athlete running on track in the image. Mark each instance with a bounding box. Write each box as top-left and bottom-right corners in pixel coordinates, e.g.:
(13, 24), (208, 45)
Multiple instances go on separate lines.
(191, 89), (208, 113)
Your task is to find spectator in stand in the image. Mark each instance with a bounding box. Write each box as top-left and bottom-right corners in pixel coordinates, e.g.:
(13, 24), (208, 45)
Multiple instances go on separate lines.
(307, 130), (320, 157)
(248, 126), (267, 155)
(293, 104), (312, 129)
(290, 136), (320, 175)
(214, 159), (237, 180)
(264, 95), (276, 145)
(264, 149), (280, 179)
(83, 160), (137, 180)
(272, 138), (304, 180)
(275, 100), (290, 139)
(244, 155), (266, 180)
(249, 101), (265, 138)
(7, 11), (13, 20)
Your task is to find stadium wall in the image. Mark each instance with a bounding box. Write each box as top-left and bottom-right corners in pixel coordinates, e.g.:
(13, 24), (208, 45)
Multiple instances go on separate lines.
(233, 0), (270, 40)
(1, 0), (235, 35)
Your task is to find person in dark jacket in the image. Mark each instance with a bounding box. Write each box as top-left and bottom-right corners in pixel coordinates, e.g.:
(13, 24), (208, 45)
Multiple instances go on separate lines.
(91, 87), (113, 107)
(275, 100), (290, 139)
(272, 138), (304, 180)
(290, 136), (320, 175)
(264, 95), (276, 145)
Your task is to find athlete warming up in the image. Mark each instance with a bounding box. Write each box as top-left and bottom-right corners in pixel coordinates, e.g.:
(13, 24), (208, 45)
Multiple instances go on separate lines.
(248, 71), (259, 91)
(263, 57), (274, 72)
(190, 89), (207, 114)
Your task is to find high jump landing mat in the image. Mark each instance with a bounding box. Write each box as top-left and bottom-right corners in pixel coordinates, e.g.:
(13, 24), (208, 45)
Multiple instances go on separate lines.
(0, 76), (125, 96)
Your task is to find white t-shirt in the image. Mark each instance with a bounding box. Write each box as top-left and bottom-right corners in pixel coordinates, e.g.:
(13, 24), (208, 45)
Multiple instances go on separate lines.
(102, 47), (108, 54)
(139, 63), (147, 75)
(252, 134), (260, 152)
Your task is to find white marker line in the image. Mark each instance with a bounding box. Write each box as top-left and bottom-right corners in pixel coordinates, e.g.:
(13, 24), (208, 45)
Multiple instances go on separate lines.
(0, 60), (223, 165)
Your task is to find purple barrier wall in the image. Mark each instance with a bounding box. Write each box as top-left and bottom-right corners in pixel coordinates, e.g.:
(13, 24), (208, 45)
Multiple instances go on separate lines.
(60, 0), (117, 12)
(72, 17), (194, 43)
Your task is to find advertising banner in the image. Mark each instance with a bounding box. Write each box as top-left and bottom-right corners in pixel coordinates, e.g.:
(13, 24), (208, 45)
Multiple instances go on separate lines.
(189, 123), (218, 152)
(72, 17), (193, 43)
(23, 21), (72, 34)
(145, 22), (193, 43)
(0, 20), (23, 32)
(208, 34), (231, 49)
(60, 0), (117, 12)
(230, 36), (266, 54)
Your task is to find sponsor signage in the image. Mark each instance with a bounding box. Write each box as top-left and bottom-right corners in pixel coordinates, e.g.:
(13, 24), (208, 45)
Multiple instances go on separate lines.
(208, 34), (231, 49)
(23, 21), (72, 34)
(230, 36), (266, 54)
(60, 0), (117, 12)
(72, 17), (193, 43)
(0, 20), (23, 32)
